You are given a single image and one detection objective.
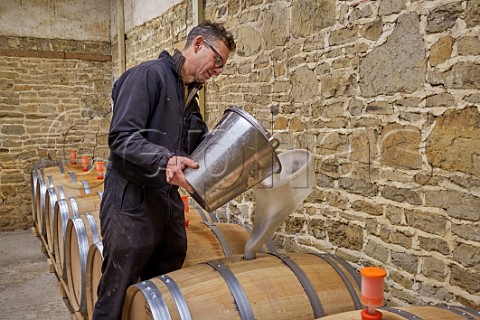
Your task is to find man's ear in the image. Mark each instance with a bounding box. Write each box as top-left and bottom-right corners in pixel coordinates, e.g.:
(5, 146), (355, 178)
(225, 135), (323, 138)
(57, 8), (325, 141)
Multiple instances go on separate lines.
(193, 36), (204, 52)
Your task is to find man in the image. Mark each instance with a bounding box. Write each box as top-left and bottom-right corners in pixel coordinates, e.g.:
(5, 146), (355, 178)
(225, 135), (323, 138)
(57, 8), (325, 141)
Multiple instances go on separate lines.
(93, 21), (236, 320)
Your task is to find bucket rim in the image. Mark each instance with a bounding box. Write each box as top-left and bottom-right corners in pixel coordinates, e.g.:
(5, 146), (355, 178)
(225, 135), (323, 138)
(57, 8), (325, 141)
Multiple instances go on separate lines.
(225, 106), (272, 138)
(225, 106), (282, 173)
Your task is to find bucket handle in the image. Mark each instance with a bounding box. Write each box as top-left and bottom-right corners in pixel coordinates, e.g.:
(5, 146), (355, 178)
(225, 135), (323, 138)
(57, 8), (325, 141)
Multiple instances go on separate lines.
(269, 137), (280, 150)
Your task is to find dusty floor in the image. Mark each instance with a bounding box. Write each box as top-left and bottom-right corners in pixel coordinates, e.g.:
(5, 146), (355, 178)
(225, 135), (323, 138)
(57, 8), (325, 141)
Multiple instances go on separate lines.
(0, 229), (72, 320)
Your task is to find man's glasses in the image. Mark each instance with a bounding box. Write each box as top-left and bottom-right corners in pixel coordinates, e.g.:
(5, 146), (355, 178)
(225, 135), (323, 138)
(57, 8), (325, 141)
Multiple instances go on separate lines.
(203, 40), (224, 69)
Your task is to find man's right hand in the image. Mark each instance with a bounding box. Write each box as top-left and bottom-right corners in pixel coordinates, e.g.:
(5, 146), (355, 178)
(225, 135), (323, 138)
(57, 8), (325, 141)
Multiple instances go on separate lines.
(165, 156), (199, 193)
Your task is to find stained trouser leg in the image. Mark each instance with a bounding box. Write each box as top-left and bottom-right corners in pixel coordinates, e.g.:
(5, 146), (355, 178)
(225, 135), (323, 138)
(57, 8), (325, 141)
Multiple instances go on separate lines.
(140, 190), (187, 280)
(92, 172), (168, 320)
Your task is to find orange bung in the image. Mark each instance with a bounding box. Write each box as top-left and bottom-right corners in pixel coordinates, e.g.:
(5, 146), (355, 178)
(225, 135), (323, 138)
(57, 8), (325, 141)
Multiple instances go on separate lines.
(96, 161), (104, 180)
(181, 195), (189, 213)
(70, 150), (77, 165)
(360, 266), (387, 320)
(361, 295), (384, 308)
(81, 155), (89, 172)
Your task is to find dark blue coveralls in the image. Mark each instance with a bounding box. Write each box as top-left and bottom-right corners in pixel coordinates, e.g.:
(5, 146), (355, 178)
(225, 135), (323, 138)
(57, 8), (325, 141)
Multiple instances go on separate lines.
(92, 50), (207, 320)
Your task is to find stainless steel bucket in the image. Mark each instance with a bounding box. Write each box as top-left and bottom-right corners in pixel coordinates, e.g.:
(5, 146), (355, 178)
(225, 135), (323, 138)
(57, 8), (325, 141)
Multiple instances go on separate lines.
(184, 106), (282, 212)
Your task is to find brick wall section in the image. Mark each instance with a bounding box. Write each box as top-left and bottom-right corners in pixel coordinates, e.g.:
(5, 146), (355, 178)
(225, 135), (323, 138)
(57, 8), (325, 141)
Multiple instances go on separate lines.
(0, 36), (112, 230)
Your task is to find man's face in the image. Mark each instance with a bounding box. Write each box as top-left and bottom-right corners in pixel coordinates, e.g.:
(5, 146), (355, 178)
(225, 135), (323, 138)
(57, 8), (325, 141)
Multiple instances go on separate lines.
(193, 39), (230, 83)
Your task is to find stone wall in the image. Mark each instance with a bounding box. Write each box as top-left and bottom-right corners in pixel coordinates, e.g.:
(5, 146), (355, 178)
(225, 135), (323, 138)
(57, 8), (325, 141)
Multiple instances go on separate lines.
(197, 0), (479, 309)
(117, 0), (479, 310)
(0, 36), (112, 230)
(113, 0), (193, 79)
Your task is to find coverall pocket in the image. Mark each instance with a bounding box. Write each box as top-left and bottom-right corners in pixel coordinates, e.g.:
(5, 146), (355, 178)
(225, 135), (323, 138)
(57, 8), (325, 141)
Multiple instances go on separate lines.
(120, 181), (145, 212)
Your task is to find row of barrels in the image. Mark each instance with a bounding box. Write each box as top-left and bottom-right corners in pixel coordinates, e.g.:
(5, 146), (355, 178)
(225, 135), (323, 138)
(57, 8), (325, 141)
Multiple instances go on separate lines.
(30, 161), (105, 318)
(30, 162), (480, 320)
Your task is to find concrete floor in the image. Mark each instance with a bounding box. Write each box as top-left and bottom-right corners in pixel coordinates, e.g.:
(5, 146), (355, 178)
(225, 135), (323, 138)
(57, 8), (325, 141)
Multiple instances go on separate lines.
(0, 229), (73, 320)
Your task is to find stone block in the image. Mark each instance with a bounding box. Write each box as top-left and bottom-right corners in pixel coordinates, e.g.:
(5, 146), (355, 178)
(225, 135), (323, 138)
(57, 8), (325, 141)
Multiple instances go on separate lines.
(304, 34), (326, 52)
(321, 73), (356, 99)
(405, 209), (447, 236)
(352, 199), (384, 216)
(463, 93), (480, 104)
(452, 243), (480, 268)
(329, 28), (358, 47)
(262, 3), (288, 50)
(273, 116), (288, 130)
(1, 124), (25, 135)
(386, 205), (404, 225)
(426, 2), (463, 33)
(465, 0), (480, 28)
(389, 287), (422, 305)
(418, 282), (455, 301)
(389, 270), (415, 290)
(306, 217), (328, 240)
(380, 123), (422, 170)
(428, 62), (480, 90)
(236, 26), (262, 57)
(450, 264), (480, 295)
(359, 13), (425, 97)
(421, 256), (447, 281)
(429, 35), (453, 67)
(326, 220), (363, 250)
(379, 0), (407, 15)
(457, 36), (480, 56)
(452, 224), (480, 242)
(399, 112), (424, 123)
(320, 101), (346, 118)
(350, 128), (378, 163)
(426, 93), (454, 108)
(339, 178), (378, 197)
(425, 189), (480, 221)
(389, 230), (414, 249)
(348, 98), (364, 116)
(392, 251), (418, 274)
(418, 236), (450, 255)
(289, 117), (304, 132)
(361, 18), (383, 41)
(227, 1), (240, 15)
(352, 117), (383, 128)
(364, 239), (389, 263)
(291, 0), (335, 37)
(285, 214), (305, 234)
(382, 186), (422, 205)
(317, 131), (350, 158)
(291, 66), (319, 102)
(316, 174), (335, 188)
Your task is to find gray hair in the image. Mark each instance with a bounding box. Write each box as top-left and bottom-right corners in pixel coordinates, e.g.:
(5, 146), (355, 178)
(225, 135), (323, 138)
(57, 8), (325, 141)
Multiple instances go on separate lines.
(185, 20), (236, 52)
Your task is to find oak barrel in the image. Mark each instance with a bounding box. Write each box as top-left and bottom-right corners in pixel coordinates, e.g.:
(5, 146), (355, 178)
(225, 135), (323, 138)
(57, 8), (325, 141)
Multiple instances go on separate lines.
(66, 211), (101, 313)
(86, 241), (104, 320)
(122, 252), (362, 320)
(183, 221), (275, 267)
(53, 193), (102, 279)
(85, 221), (276, 319)
(185, 205), (219, 224)
(316, 305), (480, 320)
(45, 180), (103, 255)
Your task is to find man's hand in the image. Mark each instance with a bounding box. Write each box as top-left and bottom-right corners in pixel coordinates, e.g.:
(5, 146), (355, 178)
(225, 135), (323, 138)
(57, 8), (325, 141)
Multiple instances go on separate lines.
(166, 156), (199, 193)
